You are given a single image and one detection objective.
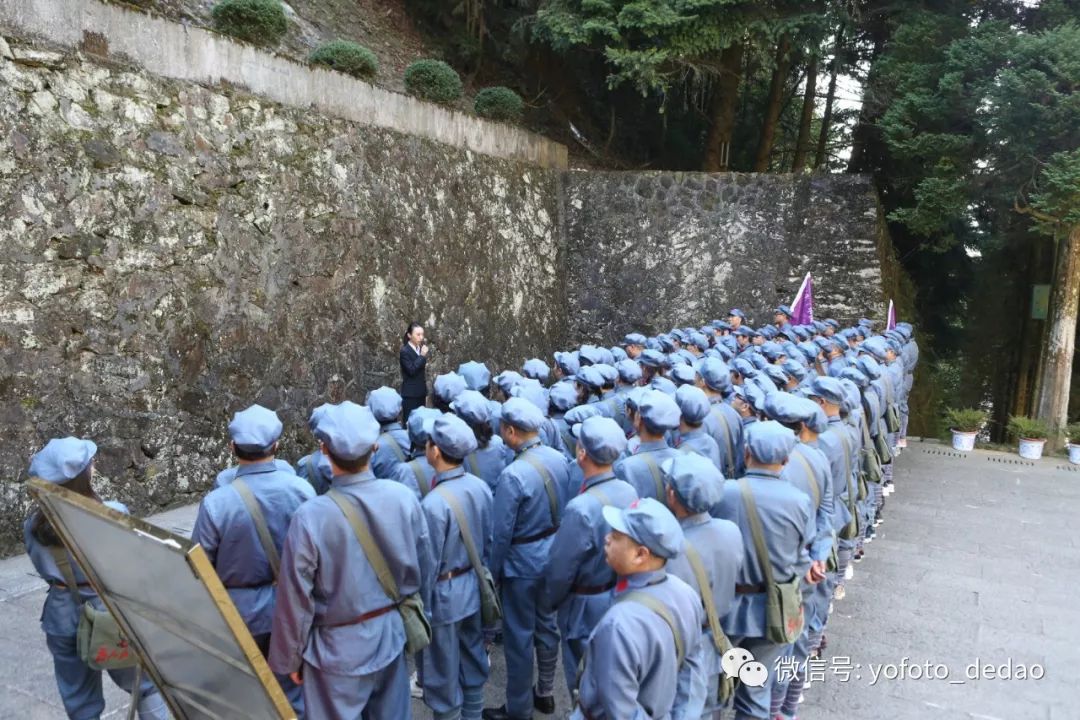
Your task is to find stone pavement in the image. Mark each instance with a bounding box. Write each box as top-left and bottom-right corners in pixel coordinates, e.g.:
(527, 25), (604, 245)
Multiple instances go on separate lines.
(2, 441), (1077, 718)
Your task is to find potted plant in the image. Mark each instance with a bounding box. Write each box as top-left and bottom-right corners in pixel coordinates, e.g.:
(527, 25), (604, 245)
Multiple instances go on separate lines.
(1066, 423), (1080, 464)
(944, 408), (987, 451)
(1007, 415), (1050, 460)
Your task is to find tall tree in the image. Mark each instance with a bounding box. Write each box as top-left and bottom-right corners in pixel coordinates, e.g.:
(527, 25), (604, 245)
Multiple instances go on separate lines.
(813, 22), (844, 169)
(874, 6), (1080, 441)
(753, 33), (793, 171)
(791, 48), (818, 171)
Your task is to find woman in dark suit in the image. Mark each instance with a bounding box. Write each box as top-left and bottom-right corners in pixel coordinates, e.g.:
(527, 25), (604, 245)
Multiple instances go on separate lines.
(399, 322), (429, 420)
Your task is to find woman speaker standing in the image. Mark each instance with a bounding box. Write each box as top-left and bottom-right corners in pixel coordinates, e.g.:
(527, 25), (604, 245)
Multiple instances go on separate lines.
(400, 322), (430, 421)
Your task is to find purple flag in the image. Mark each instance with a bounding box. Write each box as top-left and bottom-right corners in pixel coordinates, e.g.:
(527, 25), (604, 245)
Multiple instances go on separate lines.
(790, 272), (814, 325)
(887, 299), (897, 330)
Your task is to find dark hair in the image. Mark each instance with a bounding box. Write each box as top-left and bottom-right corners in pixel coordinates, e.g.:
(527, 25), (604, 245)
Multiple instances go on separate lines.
(30, 464), (98, 547)
(434, 397), (453, 413)
(778, 419), (803, 434)
(462, 414), (493, 449)
(426, 439), (465, 466)
(642, 419), (668, 437)
(326, 447), (372, 474)
(684, 418), (703, 429)
(403, 322), (422, 344)
(233, 442), (276, 462)
(577, 382), (602, 405)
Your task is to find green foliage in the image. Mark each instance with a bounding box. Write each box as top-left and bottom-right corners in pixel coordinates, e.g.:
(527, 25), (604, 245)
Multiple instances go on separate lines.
(944, 407), (987, 433)
(533, 0), (750, 96)
(309, 41), (379, 79)
(404, 60), (463, 104)
(211, 0), (287, 46)
(879, 17), (1080, 242)
(474, 87), (524, 122)
(1065, 422), (1080, 443)
(1008, 415), (1050, 441)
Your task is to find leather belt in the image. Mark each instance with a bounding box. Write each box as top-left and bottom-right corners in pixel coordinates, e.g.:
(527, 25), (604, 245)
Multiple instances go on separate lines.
(511, 526), (558, 545)
(735, 583), (767, 594)
(572, 580), (616, 595)
(224, 581), (275, 589)
(437, 565), (473, 582)
(318, 603), (397, 628)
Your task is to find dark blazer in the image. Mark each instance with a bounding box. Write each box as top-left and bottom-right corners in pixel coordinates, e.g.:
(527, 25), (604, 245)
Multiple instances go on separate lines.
(399, 343), (428, 398)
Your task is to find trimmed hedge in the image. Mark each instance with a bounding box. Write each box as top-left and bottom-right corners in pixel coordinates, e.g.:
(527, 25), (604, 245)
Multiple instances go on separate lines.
(310, 41), (379, 79)
(211, 0), (287, 46)
(474, 86), (524, 122)
(404, 60), (463, 104)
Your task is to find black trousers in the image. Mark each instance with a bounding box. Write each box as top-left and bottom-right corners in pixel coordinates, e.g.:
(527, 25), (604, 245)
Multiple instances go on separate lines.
(402, 395), (427, 421)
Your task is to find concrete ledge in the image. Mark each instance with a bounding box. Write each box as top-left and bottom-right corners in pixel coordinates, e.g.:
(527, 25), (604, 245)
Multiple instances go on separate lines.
(0, 0), (568, 169)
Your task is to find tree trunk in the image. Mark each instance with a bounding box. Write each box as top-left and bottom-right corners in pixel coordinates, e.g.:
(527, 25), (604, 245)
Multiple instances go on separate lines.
(814, 25), (844, 169)
(754, 34), (792, 172)
(847, 28), (887, 173)
(792, 54), (818, 172)
(1013, 238), (1047, 421)
(703, 42), (745, 171)
(1035, 224), (1080, 448)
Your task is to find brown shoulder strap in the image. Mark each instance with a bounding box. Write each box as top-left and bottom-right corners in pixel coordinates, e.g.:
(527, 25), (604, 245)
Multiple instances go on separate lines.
(381, 432), (407, 463)
(790, 448), (820, 508)
(232, 479), (281, 579)
(521, 450), (560, 528)
(639, 452), (664, 500)
(327, 490), (400, 603)
(683, 541), (732, 656)
(738, 479), (776, 590)
(47, 545), (81, 596)
(411, 460), (432, 498)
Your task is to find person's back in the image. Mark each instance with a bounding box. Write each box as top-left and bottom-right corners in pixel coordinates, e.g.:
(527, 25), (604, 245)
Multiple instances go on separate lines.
(715, 474), (813, 637)
(705, 399), (742, 473)
(708, 421), (814, 720)
(272, 474), (429, 670)
(371, 421), (410, 478)
(464, 437), (511, 491)
(485, 398), (569, 720)
(571, 499), (704, 720)
(25, 437), (169, 720)
(542, 417), (638, 696)
(368, 386), (411, 480)
(491, 439), (570, 580)
(613, 390), (681, 501)
(660, 453), (743, 715)
(296, 450), (333, 495)
(576, 572), (703, 719)
(269, 402), (433, 719)
(670, 515), (743, 622)
(675, 426), (722, 470)
(614, 439), (679, 501)
(193, 405), (314, 637)
(215, 457), (294, 488)
(419, 415), (494, 720)
(193, 461), (314, 635)
(395, 452), (436, 498)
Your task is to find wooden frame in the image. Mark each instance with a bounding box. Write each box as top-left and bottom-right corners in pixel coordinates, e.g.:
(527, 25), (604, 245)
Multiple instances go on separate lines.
(28, 478), (295, 719)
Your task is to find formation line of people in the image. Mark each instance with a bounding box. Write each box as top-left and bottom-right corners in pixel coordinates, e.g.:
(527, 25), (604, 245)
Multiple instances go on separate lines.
(25, 307), (917, 720)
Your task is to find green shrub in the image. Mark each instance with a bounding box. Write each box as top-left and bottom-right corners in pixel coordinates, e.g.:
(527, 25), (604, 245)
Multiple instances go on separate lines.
(212, 0), (287, 45)
(943, 407), (987, 433)
(404, 60), (463, 104)
(474, 87), (524, 122)
(1007, 415), (1049, 440)
(309, 41), (379, 79)
(1066, 422), (1080, 444)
